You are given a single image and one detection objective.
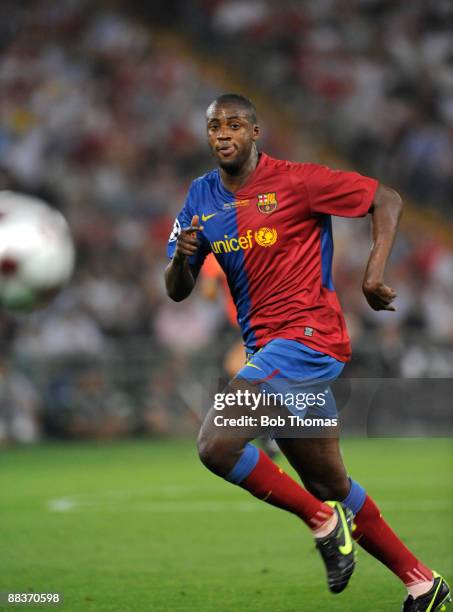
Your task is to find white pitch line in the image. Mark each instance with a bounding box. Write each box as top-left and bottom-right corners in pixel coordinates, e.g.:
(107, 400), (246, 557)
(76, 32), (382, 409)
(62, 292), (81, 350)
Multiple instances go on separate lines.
(47, 498), (260, 513)
(46, 496), (452, 514)
(48, 498), (77, 512)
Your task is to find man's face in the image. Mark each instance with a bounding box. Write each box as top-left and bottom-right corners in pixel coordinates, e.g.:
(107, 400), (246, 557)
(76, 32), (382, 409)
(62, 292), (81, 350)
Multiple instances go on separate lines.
(206, 103), (259, 172)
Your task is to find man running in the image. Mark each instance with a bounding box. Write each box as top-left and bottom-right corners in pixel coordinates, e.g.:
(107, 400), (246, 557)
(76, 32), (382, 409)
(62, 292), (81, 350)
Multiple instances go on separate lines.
(165, 93), (450, 611)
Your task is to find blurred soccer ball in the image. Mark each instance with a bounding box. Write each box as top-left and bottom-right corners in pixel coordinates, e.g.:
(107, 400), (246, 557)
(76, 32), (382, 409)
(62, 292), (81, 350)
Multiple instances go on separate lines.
(0, 191), (75, 312)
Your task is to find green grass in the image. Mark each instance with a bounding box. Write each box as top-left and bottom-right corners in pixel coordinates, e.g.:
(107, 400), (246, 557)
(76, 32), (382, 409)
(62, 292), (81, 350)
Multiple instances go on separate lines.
(0, 438), (452, 611)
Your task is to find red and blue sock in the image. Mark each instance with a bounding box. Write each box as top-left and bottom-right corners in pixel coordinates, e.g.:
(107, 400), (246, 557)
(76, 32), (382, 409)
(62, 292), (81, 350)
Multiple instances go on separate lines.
(343, 479), (433, 593)
(226, 444), (335, 530)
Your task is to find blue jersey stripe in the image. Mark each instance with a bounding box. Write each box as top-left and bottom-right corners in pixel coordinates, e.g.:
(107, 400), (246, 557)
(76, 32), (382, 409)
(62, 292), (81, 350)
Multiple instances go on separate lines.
(214, 200), (257, 353)
(180, 169), (258, 352)
(233, 262), (258, 353)
(320, 215), (334, 290)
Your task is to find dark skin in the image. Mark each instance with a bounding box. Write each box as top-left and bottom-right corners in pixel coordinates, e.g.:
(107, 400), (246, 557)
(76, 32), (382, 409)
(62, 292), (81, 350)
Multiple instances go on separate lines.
(165, 101), (403, 499)
(205, 101), (260, 192)
(165, 102), (261, 301)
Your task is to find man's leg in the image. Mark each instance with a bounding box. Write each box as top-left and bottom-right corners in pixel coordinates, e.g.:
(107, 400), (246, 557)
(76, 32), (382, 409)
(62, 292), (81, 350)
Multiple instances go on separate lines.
(197, 380), (356, 593)
(197, 380), (335, 529)
(276, 437), (437, 599)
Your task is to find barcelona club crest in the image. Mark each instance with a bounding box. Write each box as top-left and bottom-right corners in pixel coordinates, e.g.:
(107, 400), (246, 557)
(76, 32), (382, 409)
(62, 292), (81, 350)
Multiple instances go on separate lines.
(257, 192), (278, 214)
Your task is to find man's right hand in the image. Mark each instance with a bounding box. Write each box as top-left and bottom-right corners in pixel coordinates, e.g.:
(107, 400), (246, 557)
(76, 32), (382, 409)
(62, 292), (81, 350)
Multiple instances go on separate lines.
(174, 215), (204, 262)
(165, 215), (205, 301)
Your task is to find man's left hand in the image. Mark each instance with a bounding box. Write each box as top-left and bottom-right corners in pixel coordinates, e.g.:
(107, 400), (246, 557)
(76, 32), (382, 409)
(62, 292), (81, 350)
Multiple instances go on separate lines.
(362, 280), (397, 311)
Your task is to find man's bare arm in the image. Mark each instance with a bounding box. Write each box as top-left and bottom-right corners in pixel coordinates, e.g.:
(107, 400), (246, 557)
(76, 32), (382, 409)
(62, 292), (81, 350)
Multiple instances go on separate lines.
(363, 184), (403, 311)
(165, 215), (203, 302)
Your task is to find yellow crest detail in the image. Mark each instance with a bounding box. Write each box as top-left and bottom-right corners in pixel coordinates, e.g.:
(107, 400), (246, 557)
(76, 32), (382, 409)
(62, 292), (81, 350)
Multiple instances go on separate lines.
(257, 192), (278, 214)
(254, 227), (277, 247)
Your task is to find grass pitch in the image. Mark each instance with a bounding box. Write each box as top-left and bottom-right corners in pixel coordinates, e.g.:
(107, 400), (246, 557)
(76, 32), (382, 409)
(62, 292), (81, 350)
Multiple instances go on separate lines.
(1, 438), (452, 611)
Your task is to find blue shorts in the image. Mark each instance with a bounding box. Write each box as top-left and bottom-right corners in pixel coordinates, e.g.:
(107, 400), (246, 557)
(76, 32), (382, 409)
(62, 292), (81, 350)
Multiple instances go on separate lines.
(236, 338), (344, 419)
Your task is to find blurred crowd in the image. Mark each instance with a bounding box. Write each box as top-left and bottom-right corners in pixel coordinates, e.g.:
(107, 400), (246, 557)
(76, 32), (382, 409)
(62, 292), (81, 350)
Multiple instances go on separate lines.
(0, 0), (452, 443)
(181, 0), (453, 214)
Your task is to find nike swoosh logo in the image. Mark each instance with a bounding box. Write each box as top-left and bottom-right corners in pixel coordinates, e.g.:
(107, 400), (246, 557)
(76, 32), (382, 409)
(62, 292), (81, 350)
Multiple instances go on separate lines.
(201, 212), (218, 222)
(425, 581), (442, 612)
(337, 505), (353, 555)
(245, 362), (263, 371)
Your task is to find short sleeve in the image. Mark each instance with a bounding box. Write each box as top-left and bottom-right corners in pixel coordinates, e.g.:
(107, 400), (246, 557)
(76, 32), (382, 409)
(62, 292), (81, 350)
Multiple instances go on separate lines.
(294, 163), (378, 218)
(167, 183), (212, 272)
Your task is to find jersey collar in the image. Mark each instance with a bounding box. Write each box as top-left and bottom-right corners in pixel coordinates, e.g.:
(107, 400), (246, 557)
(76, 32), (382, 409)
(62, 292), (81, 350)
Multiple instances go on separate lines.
(216, 152), (269, 199)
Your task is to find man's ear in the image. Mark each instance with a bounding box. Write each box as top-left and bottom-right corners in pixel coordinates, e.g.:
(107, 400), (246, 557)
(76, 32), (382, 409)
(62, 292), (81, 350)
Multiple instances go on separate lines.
(253, 124), (260, 141)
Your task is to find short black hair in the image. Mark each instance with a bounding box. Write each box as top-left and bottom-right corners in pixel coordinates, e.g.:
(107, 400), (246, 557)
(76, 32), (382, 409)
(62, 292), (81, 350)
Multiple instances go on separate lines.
(207, 93), (257, 124)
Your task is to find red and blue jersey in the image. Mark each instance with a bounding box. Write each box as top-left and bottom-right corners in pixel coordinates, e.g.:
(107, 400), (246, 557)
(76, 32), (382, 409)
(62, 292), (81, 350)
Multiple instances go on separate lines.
(167, 153), (378, 362)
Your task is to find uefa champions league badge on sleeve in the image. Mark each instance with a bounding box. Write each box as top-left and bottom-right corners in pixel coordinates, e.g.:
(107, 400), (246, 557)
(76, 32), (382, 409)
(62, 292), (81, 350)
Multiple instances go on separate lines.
(169, 218), (181, 242)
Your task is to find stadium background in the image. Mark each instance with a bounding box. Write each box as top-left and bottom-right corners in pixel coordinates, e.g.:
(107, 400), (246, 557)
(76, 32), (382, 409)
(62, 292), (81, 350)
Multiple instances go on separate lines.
(0, 1), (452, 611)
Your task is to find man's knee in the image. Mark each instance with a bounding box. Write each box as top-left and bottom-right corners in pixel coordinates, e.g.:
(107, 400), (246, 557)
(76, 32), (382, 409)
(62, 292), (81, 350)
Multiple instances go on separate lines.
(197, 431), (239, 477)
